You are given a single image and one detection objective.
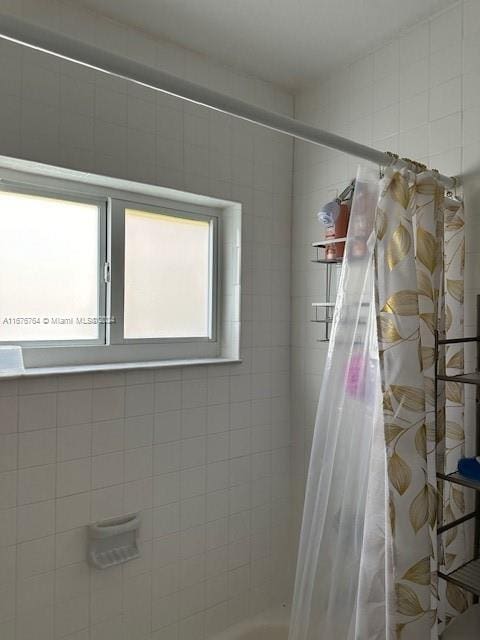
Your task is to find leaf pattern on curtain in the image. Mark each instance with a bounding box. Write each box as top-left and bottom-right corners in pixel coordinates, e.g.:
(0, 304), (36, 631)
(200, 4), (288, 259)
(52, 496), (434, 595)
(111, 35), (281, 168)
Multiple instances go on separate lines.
(413, 174), (445, 640)
(374, 168), (444, 639)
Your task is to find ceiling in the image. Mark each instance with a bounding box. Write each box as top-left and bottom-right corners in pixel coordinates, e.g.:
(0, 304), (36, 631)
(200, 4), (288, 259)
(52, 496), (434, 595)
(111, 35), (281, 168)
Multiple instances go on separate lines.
(78, 0), (458, 90)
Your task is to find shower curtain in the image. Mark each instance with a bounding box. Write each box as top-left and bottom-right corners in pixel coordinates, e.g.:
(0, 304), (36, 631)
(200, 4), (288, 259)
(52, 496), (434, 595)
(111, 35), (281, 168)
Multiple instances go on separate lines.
(289, 165), (465, 640)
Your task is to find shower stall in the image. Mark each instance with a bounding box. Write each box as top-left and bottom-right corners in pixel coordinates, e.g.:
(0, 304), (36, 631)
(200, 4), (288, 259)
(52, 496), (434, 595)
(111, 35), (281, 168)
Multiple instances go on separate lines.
(0, 4), (478, 640)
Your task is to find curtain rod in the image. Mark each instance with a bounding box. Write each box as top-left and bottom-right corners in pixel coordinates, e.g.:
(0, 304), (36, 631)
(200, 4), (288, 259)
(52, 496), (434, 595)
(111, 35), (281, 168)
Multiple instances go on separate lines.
(0, 14), (458, 190)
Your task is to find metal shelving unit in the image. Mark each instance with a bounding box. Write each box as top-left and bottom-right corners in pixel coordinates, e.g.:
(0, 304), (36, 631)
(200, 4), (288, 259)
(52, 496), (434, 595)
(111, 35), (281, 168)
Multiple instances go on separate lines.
(435, 296), (480, 611)
(437, 372), (480, 385)
(437, 472), (480, 493)
(311, 238), (345, 341)
(439, 559), (480, 597)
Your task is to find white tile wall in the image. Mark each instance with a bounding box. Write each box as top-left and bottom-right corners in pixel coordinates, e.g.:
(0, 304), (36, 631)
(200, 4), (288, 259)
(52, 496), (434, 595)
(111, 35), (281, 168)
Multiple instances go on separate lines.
(0, 1), (293, 639)
(6, 0), (477, 634)
(291, 0), (480, 548)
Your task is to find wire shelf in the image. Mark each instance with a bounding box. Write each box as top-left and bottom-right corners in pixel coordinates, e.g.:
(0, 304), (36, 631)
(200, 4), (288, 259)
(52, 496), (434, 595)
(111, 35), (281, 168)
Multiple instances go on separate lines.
(439, 558), (480, 597)
(438, 472), (480, 492)
(312, 238), (347, 248)
(437, 371), (480, 385)
(438, 336), (480, 345)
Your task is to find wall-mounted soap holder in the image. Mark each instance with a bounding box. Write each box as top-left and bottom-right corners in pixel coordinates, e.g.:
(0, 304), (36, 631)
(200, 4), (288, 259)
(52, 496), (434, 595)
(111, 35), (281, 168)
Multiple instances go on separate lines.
(87, 513), (140, 569)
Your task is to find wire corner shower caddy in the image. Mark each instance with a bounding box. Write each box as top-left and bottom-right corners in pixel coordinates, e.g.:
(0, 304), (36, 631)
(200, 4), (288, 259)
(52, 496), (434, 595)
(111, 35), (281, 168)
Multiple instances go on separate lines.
(311, 238), (345, 342)
(435, 295), (480, 602)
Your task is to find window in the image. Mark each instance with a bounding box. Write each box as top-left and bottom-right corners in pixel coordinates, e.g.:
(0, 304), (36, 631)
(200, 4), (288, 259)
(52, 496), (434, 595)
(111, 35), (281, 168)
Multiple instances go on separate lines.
(0, 189), (105, 344)
(0, 163), (240, 372)
(124, 208), (212, 340)
(110, 203), (216, 343)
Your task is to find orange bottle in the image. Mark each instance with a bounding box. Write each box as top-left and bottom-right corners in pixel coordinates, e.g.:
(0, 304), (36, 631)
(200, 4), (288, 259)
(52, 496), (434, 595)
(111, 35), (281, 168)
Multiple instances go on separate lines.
(334, 202), (350, 259)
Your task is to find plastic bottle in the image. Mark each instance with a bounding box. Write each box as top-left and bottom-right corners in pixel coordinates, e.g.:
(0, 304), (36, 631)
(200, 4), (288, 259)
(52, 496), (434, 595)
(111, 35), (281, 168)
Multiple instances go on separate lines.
(317, 200), (340, 260)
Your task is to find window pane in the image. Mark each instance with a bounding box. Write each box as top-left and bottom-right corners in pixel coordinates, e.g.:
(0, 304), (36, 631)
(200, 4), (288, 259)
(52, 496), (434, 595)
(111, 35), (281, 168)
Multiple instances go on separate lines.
(0, 191), (101, 342)
(124, 209), (211, 339)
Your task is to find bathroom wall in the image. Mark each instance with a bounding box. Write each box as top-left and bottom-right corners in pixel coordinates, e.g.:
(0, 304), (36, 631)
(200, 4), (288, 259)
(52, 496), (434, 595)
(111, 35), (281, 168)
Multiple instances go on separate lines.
(0, 2), (294, 639)
(291, 0), (480, 541)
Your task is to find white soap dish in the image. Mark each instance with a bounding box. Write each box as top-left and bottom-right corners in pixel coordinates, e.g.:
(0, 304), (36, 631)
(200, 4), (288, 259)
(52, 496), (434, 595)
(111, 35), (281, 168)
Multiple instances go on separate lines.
(88, 513), (140, 569)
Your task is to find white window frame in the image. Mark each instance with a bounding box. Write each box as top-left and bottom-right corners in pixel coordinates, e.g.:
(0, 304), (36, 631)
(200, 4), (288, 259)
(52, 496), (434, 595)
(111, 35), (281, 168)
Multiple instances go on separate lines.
(108, 198), (220, 346)
(0, 162), (240, 372)
(0, 182), (108, 348)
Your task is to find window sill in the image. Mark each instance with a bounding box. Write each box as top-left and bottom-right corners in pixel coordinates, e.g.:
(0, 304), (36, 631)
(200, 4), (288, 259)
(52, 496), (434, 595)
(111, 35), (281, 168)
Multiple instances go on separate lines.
(0, 357), (242, 379)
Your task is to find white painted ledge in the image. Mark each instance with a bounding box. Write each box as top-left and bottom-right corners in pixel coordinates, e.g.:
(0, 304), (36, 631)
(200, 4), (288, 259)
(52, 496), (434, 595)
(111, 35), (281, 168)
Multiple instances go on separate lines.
(0, 357), (242, 379)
